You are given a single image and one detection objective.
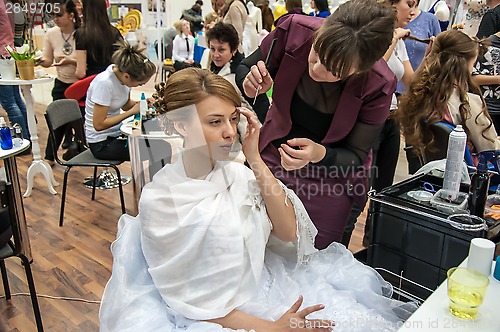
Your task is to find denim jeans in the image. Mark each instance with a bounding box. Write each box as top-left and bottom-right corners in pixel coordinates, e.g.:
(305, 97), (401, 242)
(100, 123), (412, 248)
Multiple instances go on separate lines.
(0, 85), (30, 139)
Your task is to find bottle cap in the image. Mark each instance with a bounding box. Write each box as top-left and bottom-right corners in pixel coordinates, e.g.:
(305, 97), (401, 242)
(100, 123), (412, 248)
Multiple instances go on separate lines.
(494, 255), (500, 281)
(455, 124), (464, 132)
(141, 92), (146, 100)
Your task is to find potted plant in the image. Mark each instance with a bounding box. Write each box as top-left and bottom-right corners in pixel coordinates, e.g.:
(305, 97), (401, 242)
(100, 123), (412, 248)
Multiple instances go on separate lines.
(5, 44), (37, 80)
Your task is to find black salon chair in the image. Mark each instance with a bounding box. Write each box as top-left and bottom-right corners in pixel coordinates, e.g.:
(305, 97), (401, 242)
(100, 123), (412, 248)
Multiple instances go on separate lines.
(45, 99), (126, 226)
(405, 122), (457, 174)
(0, 181), (43, 331)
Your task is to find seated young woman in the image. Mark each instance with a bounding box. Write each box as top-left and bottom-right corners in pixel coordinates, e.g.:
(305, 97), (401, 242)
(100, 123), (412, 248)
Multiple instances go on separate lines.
(398, 29), (500, 160)
(99, 68), (415, 331)
(84, 43), (156, 161)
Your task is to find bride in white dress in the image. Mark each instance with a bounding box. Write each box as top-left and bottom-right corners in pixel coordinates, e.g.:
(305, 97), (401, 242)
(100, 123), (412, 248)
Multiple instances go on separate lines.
(99, 68), (416, 332)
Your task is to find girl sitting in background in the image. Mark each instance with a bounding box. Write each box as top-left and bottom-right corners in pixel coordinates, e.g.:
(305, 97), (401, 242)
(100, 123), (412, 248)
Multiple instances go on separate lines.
(85, 43), (155, 161)
(398, 29), (500, 160)
(172, 19), (201, 71)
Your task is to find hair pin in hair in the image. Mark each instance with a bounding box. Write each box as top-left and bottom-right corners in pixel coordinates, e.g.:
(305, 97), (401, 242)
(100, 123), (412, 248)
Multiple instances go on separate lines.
(144, 58), (149, 63)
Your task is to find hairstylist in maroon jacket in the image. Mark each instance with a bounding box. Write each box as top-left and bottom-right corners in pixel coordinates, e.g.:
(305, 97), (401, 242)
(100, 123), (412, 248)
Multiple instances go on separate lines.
(236, 0), (397, 249)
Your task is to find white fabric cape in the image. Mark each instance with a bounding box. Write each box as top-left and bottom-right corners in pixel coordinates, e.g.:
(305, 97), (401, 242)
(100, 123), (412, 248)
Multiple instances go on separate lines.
(99, 156), (415, 331)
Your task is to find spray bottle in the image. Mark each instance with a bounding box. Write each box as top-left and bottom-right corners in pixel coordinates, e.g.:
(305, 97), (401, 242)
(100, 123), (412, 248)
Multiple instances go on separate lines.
(0, 117), (12, 150)
(140, 93), (148, 120)
(443, 125), (467, 200)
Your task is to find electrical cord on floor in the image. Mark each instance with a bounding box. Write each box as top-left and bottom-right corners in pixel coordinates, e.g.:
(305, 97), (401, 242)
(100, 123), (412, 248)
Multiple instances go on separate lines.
(0, 293), (100, 304)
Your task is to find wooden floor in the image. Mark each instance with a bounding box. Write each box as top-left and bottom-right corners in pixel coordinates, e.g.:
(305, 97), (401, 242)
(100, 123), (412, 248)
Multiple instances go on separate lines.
(0, 101), (407, 331)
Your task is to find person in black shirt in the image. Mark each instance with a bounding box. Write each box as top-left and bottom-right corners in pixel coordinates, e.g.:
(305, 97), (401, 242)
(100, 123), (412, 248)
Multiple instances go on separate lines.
(477, 0), (500, 38)
(75, 0), (123, 79)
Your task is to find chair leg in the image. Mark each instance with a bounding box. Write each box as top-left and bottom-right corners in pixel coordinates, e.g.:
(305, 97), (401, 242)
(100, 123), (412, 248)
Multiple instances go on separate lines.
(0, 260), (11, 300)
(113, 166), (126, 214)
(91, 167), (97, 201)
(59, 166), (71, 227)
(19, 255), (43, 332)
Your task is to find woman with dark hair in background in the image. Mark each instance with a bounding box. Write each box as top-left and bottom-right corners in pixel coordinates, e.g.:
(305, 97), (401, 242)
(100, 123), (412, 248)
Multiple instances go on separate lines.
(38, 0), (82, 163)
(75, 0), (123, 79)
(309, 0), (330, 18)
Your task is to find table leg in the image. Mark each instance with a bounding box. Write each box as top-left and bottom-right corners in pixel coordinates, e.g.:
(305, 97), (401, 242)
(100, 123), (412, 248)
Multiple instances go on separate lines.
(5, 156), (32, 261)
(20, 85), (59, 197)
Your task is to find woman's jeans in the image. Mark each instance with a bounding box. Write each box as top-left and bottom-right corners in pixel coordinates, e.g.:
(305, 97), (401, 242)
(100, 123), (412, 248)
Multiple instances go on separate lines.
(0, 85), (30, 139)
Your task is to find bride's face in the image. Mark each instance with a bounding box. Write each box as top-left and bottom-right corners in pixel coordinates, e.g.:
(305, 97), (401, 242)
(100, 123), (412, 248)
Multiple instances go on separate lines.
(182, 95), (239, 162)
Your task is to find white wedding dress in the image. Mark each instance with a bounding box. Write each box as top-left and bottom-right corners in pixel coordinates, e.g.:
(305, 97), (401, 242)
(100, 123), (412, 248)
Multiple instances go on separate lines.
(99, 155), (416, 332)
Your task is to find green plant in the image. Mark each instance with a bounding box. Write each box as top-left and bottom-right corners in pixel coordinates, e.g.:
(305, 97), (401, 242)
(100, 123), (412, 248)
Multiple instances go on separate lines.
(5, 44), (36, 61)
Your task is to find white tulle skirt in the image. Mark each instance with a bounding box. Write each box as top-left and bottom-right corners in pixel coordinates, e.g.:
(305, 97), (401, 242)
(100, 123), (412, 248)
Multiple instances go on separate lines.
(99, 215), (416, 332)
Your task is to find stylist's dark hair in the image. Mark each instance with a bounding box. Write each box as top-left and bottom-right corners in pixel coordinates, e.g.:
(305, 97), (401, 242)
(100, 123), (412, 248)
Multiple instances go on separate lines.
(112, 42), (157, 82)
(286, 0), (303, 12)
(205, 22), (240, 52)
(313, 0), (395, 80)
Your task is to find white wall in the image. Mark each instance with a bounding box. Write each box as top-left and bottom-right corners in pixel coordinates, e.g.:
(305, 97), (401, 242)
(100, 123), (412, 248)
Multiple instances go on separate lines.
(109, 0), (214, 28)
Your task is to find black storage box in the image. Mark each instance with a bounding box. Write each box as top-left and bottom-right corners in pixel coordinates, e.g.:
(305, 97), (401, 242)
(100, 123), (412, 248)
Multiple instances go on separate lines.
(366, 174), (500, 301)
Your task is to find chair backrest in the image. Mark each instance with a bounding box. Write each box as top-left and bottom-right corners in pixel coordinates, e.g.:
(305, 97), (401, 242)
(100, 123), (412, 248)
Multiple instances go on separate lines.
(45, 99), (82, 132)
(424, 122), (473, 166)
(406, 122), (474, 174)
(64, 74), (98, 106)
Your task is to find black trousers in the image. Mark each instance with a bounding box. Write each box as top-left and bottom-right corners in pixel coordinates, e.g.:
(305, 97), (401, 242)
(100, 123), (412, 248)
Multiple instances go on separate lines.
(342, 118), (401, 247)
(89, 136), (130, 161)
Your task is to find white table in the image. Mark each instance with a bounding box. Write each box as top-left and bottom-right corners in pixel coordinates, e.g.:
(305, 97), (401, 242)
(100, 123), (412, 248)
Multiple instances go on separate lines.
(0, 140), (32, 260)
(398, 259), (500, 331)
(120, 121), (182, 214)
(0, 77), (59, 197)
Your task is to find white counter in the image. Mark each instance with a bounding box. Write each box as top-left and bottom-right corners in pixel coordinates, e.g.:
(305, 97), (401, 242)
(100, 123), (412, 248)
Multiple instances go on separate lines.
(398, 259), (500, 331)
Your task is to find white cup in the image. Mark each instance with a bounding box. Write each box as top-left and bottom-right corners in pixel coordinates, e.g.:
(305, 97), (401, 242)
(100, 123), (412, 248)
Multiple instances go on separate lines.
(34, 69), (46, 78)
(0, 59), (16, 80)
(467, 238), (495, 276)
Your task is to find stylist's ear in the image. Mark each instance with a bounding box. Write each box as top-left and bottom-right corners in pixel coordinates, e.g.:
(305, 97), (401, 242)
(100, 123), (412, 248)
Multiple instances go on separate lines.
(174, 122), (188, 136)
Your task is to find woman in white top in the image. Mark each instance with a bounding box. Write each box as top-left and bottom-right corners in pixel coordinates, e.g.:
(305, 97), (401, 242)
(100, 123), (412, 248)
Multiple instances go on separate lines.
(38, 0), (81, 163)
(172, 19), (201, 71)
(85, 43), (156, 161)
(344, 0), (417, 247)
(99, 68), (414, 332)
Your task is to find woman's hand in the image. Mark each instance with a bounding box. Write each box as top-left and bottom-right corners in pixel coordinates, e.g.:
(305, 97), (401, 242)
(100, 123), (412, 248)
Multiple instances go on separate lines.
(53, 56), (73, 66)
(272, 296), (334, 331)
(424, 36), (436, 57)
(239, 107), (261, 164)
(394, 28), (411, 41)
(242, 60), (274, 99)
(278, 138), (326, 171)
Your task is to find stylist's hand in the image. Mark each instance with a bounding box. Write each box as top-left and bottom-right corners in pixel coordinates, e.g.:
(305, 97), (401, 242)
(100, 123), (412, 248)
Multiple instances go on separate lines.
(243, 60), (273, 99)
(278, 138), (326, 171)
(272, 296), (334, 331)
(394, 28), (411, 41)
(424, 36), (436, 57)
(239, 107), (261, 164)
